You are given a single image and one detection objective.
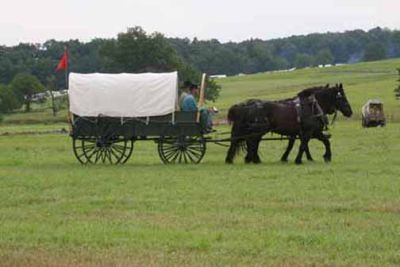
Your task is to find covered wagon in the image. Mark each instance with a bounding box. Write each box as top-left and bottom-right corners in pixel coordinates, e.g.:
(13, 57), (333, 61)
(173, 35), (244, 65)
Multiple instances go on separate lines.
(361, 99), (386, 127)
(69, 72), (207, 164)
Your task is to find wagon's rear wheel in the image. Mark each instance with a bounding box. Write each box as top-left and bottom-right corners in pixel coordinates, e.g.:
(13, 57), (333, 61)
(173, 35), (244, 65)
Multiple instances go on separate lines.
(73, 137), (134, 164)
(158, 136), (206, 164)
(361, 116), (367, 128)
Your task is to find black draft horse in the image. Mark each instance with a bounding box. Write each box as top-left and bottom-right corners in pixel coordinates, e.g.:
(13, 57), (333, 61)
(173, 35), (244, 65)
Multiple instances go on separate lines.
(225, 84), (353, 164)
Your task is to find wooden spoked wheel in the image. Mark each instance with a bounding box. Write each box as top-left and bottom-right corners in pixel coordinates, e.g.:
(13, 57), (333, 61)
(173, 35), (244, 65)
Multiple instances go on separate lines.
(73, 137), (134, 164)
(158, 136), (206, 164)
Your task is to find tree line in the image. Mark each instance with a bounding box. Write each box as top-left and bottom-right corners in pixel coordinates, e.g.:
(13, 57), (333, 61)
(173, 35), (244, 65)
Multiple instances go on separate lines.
(169, 27), (400, 75)
(0, 26), (399, 113)
(0, 26), (221, 114)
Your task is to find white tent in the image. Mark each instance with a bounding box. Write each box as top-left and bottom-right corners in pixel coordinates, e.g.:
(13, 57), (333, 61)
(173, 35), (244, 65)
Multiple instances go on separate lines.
(69, 72), (178, 117)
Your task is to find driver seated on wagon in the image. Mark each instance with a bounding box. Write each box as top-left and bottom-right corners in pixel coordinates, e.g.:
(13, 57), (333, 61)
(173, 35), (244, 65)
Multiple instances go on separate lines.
(180, 81), (217, 132)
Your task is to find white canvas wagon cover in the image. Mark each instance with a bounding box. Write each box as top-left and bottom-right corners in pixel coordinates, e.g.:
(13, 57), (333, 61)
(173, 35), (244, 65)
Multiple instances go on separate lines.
(361, 99), (384, 116)
(69, 72), (178, 117)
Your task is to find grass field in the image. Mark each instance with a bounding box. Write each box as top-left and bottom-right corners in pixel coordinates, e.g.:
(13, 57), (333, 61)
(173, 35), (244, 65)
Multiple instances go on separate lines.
(1, 59), (400, 266)
(215, 58), (400, 122)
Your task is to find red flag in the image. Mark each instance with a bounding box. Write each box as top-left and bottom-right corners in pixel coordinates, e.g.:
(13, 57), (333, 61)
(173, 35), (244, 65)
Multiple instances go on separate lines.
(55, 50), (68, 72)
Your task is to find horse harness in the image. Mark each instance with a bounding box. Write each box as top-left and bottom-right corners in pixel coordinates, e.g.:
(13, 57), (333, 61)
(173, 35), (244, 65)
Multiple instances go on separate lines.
(242, 93), (333, 134)
(247, 101), (269, 129)
(294, 94), (328, 130)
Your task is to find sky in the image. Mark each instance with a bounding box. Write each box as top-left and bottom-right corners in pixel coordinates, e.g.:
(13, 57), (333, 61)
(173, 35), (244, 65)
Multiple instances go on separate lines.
(0, 0), (399, 46)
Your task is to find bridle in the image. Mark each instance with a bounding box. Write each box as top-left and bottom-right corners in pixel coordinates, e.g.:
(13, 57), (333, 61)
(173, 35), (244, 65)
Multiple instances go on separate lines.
(307, 90), (342, 129)
(330, 90), (345, 126)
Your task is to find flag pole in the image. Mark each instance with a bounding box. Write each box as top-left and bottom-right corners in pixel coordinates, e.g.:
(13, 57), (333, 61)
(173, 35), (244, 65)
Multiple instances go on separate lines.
(64, 46), (72, 131)
(64, 46), (69, 89)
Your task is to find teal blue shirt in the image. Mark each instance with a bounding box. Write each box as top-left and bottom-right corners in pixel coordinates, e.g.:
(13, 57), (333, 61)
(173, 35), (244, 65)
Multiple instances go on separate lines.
(181, 94), (198, 112)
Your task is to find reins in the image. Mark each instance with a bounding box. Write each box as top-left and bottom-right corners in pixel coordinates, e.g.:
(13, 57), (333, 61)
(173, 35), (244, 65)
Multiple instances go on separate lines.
(330, 110), (338, 126)
(210, 130), (292, 147)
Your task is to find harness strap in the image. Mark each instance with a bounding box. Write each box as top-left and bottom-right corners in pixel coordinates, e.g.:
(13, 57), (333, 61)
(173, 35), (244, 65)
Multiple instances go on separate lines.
(313, 98), (324, 117)
(311, 98), (329, 130)
(297, 94), (331, 131)
(293, 97), (301, 123)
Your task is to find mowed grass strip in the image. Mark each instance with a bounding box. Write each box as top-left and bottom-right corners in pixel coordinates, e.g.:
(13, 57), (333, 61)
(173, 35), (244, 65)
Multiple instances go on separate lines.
(1, 121), (400, 266)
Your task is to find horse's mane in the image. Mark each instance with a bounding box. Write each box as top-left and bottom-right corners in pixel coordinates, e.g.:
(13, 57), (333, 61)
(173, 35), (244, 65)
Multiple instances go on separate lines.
(275, 96), (297, 103)
(233, 85), (330, 106)
(297, 85), (329, 98)
(275, 85), (329, 104)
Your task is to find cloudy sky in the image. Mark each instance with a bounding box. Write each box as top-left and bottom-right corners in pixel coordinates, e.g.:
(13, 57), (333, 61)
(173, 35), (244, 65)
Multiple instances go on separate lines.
(0, 0), (399, 46)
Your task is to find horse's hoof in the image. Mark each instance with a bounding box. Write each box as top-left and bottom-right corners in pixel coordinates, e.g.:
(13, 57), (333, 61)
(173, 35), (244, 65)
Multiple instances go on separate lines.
(295, 160), (302, 165)
(253, 159), (262, 164)
(280, 158), (288, 163)
(225, 159), (233, 164)
(307, 158), (314, 162)
(324, 157), (331, 163)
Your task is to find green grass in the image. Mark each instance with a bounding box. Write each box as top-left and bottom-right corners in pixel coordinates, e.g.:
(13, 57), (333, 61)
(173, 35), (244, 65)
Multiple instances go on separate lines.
(1, 122), (400, 266)
(1, 59), (400, 266)
(215, 58), (400, 122)
(1, 108), (68, 125)
(0, 123), (68, 135)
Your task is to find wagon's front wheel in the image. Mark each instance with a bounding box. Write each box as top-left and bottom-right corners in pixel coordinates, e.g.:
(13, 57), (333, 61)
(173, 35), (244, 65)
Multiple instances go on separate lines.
(73, 137), (134, 164)
(158, 136), (206, 164)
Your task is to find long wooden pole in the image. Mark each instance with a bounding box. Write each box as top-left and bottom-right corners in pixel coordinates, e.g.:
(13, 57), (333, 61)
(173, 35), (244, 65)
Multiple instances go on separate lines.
(65, 47), (69, 90)
(196, 73), (207, 122)
(64, 46), (72, 131)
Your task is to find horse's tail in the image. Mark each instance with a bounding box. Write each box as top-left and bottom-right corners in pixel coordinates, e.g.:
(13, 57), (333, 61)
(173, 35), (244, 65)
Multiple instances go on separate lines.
(227, 104), (248, 153)
(225, 104), (248, 163)
(225, 130), (247, 163)
(227, 104), (242, 125)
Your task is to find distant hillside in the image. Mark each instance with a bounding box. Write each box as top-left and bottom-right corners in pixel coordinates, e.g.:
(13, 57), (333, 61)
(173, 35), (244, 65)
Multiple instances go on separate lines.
(215, 58), (400, 122)
(170, 27), (400, 75)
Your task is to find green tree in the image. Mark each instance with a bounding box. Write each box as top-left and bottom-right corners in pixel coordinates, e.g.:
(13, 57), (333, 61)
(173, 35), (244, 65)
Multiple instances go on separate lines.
(0, 84), (19, 113)
(395, 68), (400, 99)
(178, 65), (221, 102)
(10, 73), (44, 112)
(100, 27), (221, 101)
(294, 53), (314, 68)
(204, 78), (221, 102)
(46, 75), (58, 116)
(271, 56), (289, 70)
(315, 49), (334, 66)
(364, 42), (386, 61)
(100, 26), (182, 72)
